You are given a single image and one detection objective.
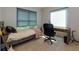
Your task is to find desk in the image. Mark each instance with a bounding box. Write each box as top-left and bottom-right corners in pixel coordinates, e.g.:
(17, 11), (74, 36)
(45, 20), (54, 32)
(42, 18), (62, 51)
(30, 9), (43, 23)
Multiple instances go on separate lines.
(54, 27), (71, 44)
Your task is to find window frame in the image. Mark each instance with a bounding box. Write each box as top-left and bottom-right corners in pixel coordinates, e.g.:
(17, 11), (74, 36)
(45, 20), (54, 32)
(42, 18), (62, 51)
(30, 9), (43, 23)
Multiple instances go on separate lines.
(16, 8), (37, 27)
(49, 7), (68, 28)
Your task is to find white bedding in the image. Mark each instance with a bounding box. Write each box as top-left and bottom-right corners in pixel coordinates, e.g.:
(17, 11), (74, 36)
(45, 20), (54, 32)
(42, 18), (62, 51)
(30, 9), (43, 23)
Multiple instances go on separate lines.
(7, 29), (36, 42)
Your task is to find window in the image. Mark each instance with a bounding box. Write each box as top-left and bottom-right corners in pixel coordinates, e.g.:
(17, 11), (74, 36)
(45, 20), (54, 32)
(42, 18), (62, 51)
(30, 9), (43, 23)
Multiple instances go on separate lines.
(17, 8), (37, 27)
(50, 8), (67, 28)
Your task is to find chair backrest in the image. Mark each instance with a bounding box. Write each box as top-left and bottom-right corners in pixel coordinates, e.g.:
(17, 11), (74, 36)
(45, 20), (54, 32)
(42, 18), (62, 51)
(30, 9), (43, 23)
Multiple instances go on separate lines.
(43, 23), (54, 36)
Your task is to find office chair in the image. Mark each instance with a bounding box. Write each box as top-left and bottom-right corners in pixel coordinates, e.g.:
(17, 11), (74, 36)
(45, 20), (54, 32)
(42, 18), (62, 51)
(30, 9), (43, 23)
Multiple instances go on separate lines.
(43, 23), (56, 44)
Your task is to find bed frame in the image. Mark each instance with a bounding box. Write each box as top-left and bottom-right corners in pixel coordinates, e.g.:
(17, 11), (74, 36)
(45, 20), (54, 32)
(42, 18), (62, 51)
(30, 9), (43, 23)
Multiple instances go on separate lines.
(11, 34), (36, 46)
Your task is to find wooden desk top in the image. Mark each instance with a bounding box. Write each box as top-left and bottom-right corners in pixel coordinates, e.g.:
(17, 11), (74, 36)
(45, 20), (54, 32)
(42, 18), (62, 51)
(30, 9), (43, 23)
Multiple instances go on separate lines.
(54, 26), (70, 32)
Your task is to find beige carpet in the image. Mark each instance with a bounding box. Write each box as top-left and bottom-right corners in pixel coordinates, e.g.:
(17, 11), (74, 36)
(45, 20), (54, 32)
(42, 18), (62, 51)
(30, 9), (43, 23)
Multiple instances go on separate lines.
(12, 36), (79, 51)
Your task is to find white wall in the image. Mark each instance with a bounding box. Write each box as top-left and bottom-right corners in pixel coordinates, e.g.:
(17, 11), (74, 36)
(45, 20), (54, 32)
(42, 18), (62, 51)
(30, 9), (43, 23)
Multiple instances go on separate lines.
(0, 8), (2, 21)
(41, 7), (79, 41)
(41, 7), (61, 24)
(2, 7), (16, 27)
(2, 7), (42, 28)
(68, 7), (79, 41)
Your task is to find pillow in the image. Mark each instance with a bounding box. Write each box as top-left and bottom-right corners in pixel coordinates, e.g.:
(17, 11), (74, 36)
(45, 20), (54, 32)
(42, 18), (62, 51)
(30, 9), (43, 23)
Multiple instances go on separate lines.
(5, 26), (17, 33)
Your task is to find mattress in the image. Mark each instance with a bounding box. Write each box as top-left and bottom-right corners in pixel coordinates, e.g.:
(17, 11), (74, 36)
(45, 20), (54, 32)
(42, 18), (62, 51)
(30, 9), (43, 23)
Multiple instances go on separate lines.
(7, 29), (36, 42)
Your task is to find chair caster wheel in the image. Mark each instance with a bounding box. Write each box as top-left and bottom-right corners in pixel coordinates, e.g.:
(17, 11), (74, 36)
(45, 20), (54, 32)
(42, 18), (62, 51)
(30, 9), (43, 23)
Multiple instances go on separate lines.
(55, 40), (56, 41)
(44, 39), (47, 42)
(51, 42), (53, 44)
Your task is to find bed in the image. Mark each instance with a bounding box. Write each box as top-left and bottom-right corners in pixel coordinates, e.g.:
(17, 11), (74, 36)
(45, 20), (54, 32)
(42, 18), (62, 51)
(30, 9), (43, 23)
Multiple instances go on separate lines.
(7, 29), (36, 46)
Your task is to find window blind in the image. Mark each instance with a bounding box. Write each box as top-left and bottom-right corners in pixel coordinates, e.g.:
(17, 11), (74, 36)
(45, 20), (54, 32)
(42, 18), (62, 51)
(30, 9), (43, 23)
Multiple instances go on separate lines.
(17, 8), (37, 27)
